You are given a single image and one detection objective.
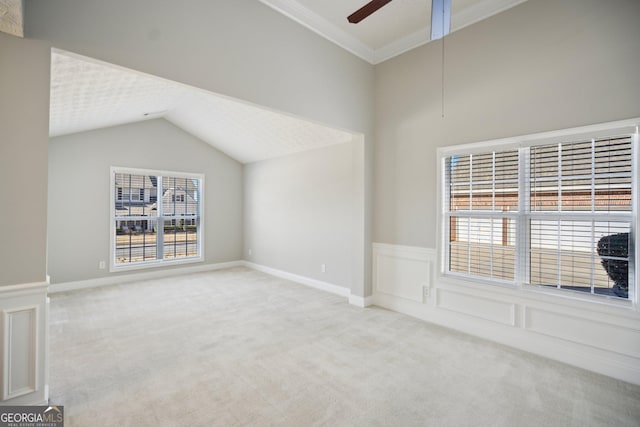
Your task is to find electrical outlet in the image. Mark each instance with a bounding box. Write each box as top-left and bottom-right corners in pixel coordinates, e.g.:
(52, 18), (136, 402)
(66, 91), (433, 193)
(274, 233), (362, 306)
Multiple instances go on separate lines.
(321, 264), (326, 273)
(99, 261), (106, 270)
(248, 249), (252, 256)
(422, 285), (430, 299)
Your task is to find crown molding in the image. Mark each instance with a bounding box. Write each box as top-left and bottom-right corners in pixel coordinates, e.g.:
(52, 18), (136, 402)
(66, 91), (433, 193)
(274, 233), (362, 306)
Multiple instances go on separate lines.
(259, 0), (528, 65)
(258, 0), (375, 63)
(373, 27), (431, 64)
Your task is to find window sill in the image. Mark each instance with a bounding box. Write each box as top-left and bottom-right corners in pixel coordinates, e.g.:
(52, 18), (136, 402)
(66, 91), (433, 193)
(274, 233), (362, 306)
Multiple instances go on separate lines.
(110, 256), (203, 273)
(520, 283), (634, 311)
(438, 272), (638, 318)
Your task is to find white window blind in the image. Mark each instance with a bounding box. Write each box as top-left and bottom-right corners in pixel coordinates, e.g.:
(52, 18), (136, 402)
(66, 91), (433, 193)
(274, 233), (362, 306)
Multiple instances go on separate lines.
(443, 126), (637, 301)
(446, 150), (519, 282)
(528, 137), (633, 297)
(111, 168), (203, 269)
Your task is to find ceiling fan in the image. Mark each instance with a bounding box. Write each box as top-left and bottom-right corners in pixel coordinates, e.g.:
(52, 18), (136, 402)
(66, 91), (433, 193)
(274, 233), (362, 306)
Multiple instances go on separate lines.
(347, 0), (451, 40)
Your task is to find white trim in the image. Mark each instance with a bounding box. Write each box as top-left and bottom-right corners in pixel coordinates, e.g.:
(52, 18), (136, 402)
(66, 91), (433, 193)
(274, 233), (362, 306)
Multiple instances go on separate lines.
(51, 260), (365, 307)
(110, 166), (205, 272)
(631, 130), (639, 307)
(437, 118), (640, 157)
(0, 282), (48, 299)
(372, 242), (640, 385)
(259, 0), (527, 64)
(373, 28), (430, 64)
(0, 282), (47, 405)
(348, 294), (374, 308)
(242, 261), (350, 298)
(48, 261), (243, 294)
(2, 305), (38, 401)
(257, 0), (375, 63)
(372, 242), (436, 257)
(374, 290), (640, 385)
(373, 243), (436, 304)
(109, 256), (204, 273)
(241, 261), (372, 306)
(436, 288), (517, 326)
(437, 118), (640, 304)
(43, 297), (49, 406)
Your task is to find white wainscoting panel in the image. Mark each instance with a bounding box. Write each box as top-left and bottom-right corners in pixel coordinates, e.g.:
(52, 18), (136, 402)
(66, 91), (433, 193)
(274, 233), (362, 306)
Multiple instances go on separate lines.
(372, 242), (640, 385)
(0, 282), (48, 405)
(373, 243), (434, 303)
(2, 306), (38, 400)
(437, 289), (516, 326)
(524, 307), (640, 359)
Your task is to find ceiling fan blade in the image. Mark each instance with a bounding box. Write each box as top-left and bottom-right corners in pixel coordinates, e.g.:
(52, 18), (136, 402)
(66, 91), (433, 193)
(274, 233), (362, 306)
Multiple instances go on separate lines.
(347, 0), (393, 24)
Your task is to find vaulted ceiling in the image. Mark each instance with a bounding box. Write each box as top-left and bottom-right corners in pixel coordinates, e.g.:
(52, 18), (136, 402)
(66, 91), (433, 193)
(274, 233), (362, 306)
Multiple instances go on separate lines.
(48, 1), (528, 163)
(50, 51), (354, 164)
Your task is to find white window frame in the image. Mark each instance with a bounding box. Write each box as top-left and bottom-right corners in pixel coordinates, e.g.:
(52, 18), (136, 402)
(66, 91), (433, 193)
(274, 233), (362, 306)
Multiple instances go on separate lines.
(110, 166), (205, 272)
(437, 119), (639, 307)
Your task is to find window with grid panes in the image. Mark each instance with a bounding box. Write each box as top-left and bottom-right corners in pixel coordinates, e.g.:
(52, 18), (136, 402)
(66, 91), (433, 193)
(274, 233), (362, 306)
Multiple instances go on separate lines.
(111, 168), (203, 269)
(442, 122), (637, 301)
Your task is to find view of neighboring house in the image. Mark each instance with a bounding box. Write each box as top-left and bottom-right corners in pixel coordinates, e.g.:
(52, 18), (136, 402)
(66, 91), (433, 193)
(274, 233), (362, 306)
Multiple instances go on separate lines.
(114, 173), (198, 233)
(114, 174), (157, 232)
(113, 171), (201, 265)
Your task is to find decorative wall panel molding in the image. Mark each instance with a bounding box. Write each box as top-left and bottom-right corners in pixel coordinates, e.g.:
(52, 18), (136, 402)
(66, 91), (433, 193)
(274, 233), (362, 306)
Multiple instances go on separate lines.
(436, 289), (516, 326)
(524, 306), (640, 359)
(372, 243), (435, 303)
(2, 305), (37, 400)
(0, 281), (47, 404)
(371, 242), (640, 385)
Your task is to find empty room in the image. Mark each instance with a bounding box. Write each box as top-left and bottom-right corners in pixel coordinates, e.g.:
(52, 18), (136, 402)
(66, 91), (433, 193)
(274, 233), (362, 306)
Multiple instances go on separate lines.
(1, 0), (639, 425)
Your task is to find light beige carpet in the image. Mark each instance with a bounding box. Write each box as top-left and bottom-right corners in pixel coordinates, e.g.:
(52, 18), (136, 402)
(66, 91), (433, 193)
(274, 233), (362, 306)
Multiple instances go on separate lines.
(49, 267), (640, 426)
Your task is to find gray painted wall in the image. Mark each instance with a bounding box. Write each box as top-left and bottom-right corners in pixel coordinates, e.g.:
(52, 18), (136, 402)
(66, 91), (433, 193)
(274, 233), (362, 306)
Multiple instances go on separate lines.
(4, 0), (636, 292)
(0, 0), (373, 291)
(48, 119), (243, 283)
(0, 33), (50, 287)
(373, 0), (640, 247)
(244, 142), (358, 289)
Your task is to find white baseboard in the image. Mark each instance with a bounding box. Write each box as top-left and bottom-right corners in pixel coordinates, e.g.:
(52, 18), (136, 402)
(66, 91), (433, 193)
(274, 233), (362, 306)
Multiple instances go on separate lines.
(241, 261), (373, 307)
(48, 261), (244, 294)
(50, 261), (372, 309)
(348, 294), (374, 308)
(242, 261), (350, 298)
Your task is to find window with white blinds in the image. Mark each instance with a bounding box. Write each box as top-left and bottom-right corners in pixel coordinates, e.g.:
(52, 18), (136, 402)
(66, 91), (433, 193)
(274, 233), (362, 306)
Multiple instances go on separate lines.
(442, 123), (637, 301)
(111, 167), (203, 270)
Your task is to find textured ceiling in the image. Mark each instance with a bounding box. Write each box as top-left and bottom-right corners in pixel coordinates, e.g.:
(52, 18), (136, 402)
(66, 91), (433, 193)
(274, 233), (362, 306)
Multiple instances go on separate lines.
(50, 51), (354, 164)
(0, 0), (23, 38)
(259, 0), (527, 63)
